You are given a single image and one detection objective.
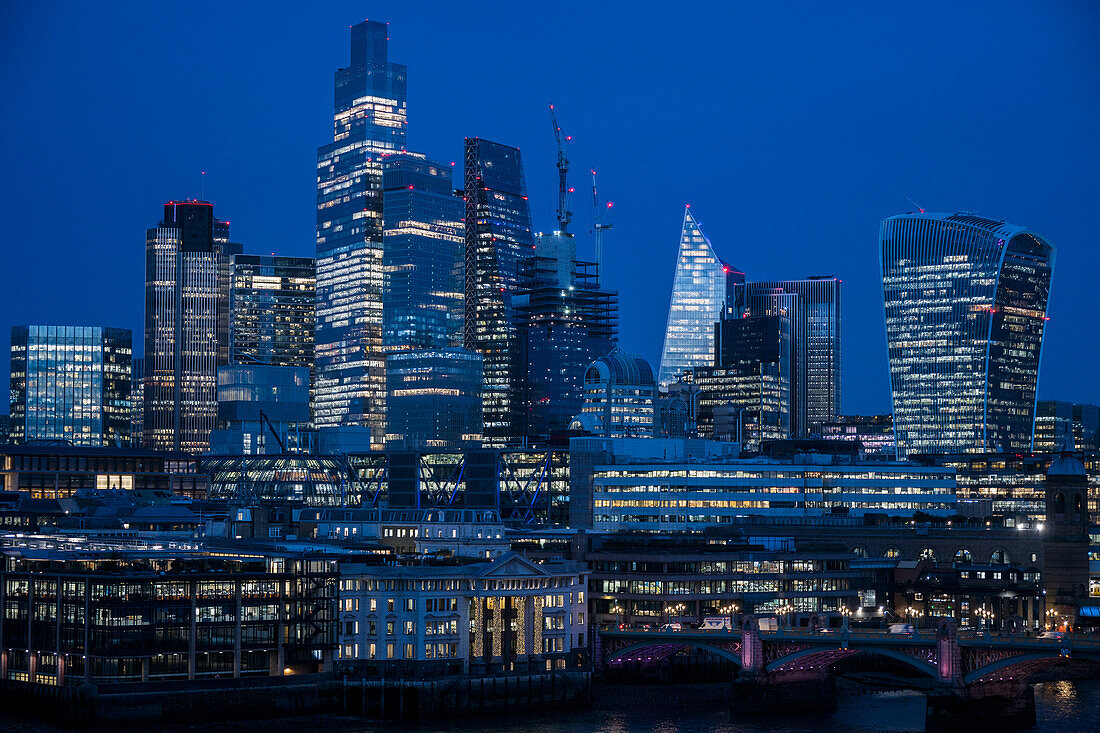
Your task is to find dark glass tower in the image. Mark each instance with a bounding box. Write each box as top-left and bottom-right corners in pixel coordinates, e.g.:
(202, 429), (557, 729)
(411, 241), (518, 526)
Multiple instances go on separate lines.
(382, 152), (482, 448)
(144, 201), (240, 452)
(745, 277), (841, 436)
(315, 20), (407, 447)
(464, 138), (534, 445)
(9, 326), (132, 447)
(881, 212), (1055, 458)
(229, 255), (316, 369)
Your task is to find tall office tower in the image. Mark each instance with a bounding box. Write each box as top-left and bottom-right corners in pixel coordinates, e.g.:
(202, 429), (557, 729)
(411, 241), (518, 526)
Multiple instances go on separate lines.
(145, 201), (241, 452)
(130, 357), (143, 447)
(881, 212), (1055, 458)
(229, 255), (316, 367)
(9, 325), (132, 447)
(658, 207), (744, 389)
(464, 138), (535, 445)
(694, 313), (792, 449)
(745, 277), (841, 435)
(1034, 401), (1100, 452)
(315, 20), (407, 448)
(515, 233), (618, 440)
(382, 152), (483, 448)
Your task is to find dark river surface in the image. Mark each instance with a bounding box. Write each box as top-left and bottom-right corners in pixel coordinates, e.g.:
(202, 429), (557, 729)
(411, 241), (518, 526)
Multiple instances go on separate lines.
(3, 679), (1099, 732)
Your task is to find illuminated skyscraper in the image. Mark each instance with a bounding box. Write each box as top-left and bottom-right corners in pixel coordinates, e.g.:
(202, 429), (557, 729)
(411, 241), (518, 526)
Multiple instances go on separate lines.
(881, 212), (1055, 458)
(144, 201), (240, 452)
(463, 138), (534, 445)
(229, 255), (316, 369)
(9, 326), (132, 447)
(746, 277), (841, 435)
(382, 152), (482, 448)
(657, 207), (743, 389)
(315, 20), (407, 447)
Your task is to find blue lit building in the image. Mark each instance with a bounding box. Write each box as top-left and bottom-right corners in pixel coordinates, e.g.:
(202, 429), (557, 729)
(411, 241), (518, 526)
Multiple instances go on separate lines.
(209, 364), (312, 455)
(657, 207), (744, 389)
(315, 20), (407, 447)
(382, 151), (483, 448)
(463, 138), (535, 445)
(385, 350), (483, 449)
(9, 325), (132, 447)
(881, 212), (1055, 458)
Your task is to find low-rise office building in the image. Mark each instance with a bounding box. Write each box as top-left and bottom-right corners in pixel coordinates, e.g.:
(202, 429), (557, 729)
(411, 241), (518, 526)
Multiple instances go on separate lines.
(334, 552), (588, 676)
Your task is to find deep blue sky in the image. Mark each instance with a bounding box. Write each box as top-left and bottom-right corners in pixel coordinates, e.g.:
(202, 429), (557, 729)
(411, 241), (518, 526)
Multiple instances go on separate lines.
(2, 2), (1098, 415)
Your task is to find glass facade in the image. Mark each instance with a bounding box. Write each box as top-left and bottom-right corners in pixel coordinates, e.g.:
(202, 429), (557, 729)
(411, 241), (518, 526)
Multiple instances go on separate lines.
(463, 138), (534, 445)
(746, 277), (841, 435)
(1034, 401), (1100, 453)
(577, 352), (656, 438)
(315, 20), (407, 447)
(144, 201), (240, 453)
(129, 357), (143, 447)
(658, 207), (743, 389)
(385, 349), (483, 449)
(9, 326), (131, 447)
(881, 213), (1055, 458)
(229, 255), (315, 368)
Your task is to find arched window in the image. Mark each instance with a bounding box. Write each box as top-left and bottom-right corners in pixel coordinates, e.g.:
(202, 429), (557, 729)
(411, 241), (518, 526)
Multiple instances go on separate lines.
(1074, 493), (1083, 519)
(1054, 492), (1066, 518)
(884, 548), (900, 559)
(953, 549), (972, 564)
(990, 548), (1010, 565)
(919, 548), (937, 562)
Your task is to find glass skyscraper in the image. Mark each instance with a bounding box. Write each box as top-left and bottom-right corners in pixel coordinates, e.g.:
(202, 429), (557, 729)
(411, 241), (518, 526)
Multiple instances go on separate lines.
(881, 212), (1055, 458)
(658, 206), (743, 389)
(382, 151), (482, 448)
(145, 201), (240, 452)
(463, 138), (534, 445)
(746, 277), (841, 435)
(9, 325), (132, 447)
(229, 255), (316, 369)
(315, 20), (407, 448)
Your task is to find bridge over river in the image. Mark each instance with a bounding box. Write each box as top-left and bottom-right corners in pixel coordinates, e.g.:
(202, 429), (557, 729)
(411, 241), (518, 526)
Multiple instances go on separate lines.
(597, 618), (1100, 731)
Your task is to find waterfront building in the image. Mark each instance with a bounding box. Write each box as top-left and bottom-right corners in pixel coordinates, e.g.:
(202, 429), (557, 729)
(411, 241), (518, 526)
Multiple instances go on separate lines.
(130, 357), (143, 447)
(1034, 401), (1100, 452)
(315, 20), (407, 445)
(144, 201), (241, 452)
(463, 138), (535, 445)
(209, 364), (313, 455)
(658, 207), (744, 389)
(0, 542), (337, 685)
(695, 313), (793, 449)
(821, 414), (896, 460)
(385, 350), (483, 449)
(745, 277), (841, 435)
(515, 233), (618, 440)
(586, 451), (956, 531)
(881, 212), (1055, 458)
(9, 326), (132, 447)
(334, 552), (588, 675)
(229, 254), (315, 388)
(572, 351), (656, 438)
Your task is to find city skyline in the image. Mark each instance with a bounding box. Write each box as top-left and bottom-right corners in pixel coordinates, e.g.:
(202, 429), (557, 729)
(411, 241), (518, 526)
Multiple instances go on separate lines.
(2, 3), (1098, 417)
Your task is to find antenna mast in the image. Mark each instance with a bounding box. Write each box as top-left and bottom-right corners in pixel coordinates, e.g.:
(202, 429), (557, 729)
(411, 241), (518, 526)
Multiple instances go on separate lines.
(592, 170), (613, 275)
(549, 104), (572, 233)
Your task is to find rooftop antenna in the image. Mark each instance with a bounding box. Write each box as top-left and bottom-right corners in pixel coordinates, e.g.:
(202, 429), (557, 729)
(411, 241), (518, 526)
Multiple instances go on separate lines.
(201, 171), (206, 201)
(549, 104), (572, 234)
(592, 169), (613, 275)
(905, 195), (925, 214)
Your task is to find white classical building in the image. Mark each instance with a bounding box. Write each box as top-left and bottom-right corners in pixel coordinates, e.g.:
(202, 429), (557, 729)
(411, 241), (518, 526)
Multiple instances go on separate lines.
(335, 552), (589, 675)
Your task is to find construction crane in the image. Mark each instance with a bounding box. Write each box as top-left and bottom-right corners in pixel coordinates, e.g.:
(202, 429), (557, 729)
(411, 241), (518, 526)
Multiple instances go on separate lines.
(592, 169), (613, 274)
(549, 103), (572, 234)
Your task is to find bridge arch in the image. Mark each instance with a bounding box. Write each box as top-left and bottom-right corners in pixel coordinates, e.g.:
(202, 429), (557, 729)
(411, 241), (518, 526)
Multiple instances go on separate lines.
(765, 646), (939, 678)
(963, 652), (1069, 685)
(604, 640), (743, 666)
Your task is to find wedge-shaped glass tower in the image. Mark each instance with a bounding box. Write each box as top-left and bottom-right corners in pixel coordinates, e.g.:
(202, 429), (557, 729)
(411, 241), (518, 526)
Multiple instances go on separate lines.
(657, 207), (743, 388)
(881, 212), (1055, 458)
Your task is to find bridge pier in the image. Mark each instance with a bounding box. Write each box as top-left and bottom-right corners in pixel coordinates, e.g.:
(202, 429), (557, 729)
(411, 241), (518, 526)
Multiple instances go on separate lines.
(730, 672), (837, 717)
(925, 682), (1035, 733)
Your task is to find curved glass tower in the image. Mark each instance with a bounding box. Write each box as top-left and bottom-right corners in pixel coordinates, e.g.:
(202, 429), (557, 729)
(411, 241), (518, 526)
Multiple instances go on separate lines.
(881, 212), (1055, 458)
(657, 207), (743, 389)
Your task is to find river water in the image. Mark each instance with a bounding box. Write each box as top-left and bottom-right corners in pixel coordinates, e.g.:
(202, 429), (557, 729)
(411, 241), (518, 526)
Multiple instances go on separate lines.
(4, 679), (1099, 731)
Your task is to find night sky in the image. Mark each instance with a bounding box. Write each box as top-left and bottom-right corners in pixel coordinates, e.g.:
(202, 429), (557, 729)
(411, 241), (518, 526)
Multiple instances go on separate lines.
(2, 2), (1098, 416)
